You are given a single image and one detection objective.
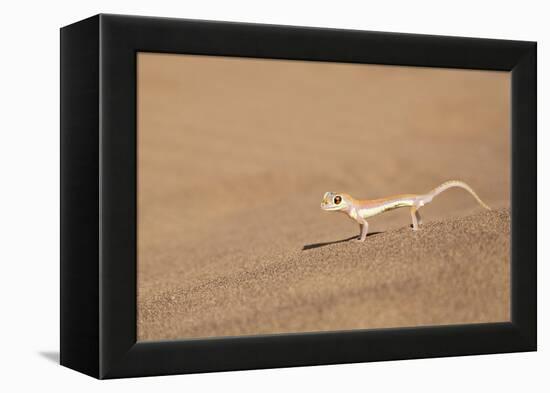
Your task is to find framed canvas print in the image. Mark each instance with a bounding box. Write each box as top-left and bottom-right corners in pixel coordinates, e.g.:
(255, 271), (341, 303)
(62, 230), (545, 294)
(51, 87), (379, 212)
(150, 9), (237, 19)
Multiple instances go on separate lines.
(60, 14), (536, 379)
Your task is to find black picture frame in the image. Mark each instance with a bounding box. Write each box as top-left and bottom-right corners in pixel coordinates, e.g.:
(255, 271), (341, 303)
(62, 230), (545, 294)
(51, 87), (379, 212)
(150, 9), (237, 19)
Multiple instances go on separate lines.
(60, 14), (536, 379)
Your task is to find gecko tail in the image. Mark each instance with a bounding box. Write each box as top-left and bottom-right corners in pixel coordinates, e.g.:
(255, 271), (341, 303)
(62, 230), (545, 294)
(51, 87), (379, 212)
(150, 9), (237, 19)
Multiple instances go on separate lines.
(421, 180), (491, 210)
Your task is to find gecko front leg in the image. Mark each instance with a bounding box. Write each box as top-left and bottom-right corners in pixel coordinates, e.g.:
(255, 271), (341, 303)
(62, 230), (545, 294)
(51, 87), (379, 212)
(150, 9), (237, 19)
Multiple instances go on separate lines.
(357, 221), (369, 242)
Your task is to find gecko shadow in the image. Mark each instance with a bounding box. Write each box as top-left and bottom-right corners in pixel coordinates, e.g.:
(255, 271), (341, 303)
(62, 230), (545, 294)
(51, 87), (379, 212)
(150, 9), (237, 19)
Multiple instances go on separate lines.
(302, 232), (381, 251)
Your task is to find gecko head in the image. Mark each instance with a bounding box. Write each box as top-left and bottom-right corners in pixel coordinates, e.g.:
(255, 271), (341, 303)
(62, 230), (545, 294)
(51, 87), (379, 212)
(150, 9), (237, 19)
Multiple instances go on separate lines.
(321, 192), (352, 212)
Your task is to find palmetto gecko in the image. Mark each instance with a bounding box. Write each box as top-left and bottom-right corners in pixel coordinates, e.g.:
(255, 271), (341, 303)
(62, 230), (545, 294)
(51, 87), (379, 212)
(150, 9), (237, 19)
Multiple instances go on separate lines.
(321, 180), (490, 242)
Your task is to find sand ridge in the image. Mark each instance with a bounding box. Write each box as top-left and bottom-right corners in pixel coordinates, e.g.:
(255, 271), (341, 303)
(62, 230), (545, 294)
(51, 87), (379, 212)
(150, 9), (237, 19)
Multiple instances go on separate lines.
(138, 209), (510, 341)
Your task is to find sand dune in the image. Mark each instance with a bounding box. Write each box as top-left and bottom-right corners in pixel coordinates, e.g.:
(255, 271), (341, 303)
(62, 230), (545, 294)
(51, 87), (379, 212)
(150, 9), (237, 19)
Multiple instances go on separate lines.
(137, 53), (510, 341)
(138, 209), (510, 341)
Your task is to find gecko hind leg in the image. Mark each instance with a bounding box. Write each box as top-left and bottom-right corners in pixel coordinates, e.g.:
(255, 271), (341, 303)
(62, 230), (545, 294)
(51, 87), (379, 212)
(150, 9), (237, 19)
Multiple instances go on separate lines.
(410, 207), (422, 230)
(416, 209), (422, 226)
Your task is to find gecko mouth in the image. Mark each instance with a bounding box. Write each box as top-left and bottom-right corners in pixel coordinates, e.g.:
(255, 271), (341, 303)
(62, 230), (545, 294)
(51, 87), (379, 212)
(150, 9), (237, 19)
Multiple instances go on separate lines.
(321, 204), (344, 211)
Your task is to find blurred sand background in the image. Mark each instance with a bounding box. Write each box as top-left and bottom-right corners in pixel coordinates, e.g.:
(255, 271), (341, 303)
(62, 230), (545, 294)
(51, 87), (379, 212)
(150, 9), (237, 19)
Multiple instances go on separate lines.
(137, 53), (510, 341)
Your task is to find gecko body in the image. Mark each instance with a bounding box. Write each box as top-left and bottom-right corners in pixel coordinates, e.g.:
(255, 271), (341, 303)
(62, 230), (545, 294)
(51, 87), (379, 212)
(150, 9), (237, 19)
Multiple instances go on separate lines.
(321, 180), (490, 242)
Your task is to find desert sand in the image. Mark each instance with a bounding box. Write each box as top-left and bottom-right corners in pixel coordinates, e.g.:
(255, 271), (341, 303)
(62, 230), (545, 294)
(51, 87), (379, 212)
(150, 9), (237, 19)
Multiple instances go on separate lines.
(137, 53), (510, 341)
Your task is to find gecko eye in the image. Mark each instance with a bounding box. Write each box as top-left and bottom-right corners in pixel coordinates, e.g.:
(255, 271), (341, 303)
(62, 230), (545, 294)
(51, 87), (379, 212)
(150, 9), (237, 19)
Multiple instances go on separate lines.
(334, 196), (342, 205)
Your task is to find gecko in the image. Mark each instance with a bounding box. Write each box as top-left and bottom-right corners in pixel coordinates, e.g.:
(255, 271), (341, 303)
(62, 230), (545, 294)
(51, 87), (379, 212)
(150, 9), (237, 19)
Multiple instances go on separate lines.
(320, 180), (491, 242)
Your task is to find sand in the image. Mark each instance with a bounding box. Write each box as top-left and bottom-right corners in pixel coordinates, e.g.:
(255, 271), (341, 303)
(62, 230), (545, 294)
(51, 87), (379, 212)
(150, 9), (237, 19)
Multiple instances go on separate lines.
(138, 209), (510, 340)
(136, 53), (511, 341)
